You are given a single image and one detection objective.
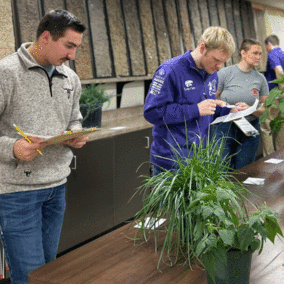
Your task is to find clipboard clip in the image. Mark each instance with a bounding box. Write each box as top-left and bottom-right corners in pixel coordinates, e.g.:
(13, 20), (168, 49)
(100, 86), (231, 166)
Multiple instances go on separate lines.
(246, 131), (259, 137)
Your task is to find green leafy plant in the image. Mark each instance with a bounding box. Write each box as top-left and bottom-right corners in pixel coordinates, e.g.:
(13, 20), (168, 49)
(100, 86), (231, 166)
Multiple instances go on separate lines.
(80, 84), (111, 121)
(131, 131), (283, 283)
(260, 73), (284, 132)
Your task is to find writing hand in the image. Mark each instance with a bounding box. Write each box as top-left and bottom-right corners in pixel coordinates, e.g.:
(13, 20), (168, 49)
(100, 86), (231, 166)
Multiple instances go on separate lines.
(197, 99), (217, 116)
(14, 137), (46, 161)
(215, 99), (227, 107)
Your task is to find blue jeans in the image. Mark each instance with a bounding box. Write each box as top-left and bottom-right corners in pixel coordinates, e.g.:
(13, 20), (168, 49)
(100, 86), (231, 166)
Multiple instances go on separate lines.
(0, 184), (66, 284)
(210, 119), (260, 170)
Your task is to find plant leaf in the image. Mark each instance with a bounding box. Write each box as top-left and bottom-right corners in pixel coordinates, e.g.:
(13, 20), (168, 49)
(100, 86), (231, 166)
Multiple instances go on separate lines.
(195, 239), (206, 257)
(265, 87), (282, 107)
(251, 220), (268, 239)
(193, 221), (205, 241)
(202, 206), (215, 219)
(250, 238), (261, 252)
(202, 252), (217, 283)
(214, 207), (226, 223)
(214, 242), (227, 265)
(263, 216), (283, 243)
(219, 229), (236, 246)
(279, 99), (284, 114)
(270, 116), (284, 133)
(237, 225), (255, 251)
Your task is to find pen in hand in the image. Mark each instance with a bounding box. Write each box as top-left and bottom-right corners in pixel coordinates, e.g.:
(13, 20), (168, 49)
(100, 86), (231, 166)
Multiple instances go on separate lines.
(13, 124), (43, 156)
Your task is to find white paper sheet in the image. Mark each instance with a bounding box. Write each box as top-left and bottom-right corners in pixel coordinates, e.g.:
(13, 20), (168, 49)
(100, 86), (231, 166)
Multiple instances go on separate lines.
(264, 158), (284, 164)
(134, 217), (166, 229)
(233, 117), (259, 136)
(243, 177), (265, 185)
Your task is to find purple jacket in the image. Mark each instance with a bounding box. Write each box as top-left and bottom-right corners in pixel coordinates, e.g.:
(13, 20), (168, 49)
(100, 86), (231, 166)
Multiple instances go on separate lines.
(144, 50), (230, 170)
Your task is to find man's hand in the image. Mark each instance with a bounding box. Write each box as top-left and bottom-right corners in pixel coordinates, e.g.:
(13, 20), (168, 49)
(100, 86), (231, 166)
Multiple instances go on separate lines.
(14, 137), (47, 161)
(215, 99), (227, 107)
(197, 99), (217, 116)
(63, 135), (90, 148)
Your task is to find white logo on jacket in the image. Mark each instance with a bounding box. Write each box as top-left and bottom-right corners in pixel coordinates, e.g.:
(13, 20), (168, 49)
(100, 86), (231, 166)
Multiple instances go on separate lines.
(185, 80), (193, 87)
(184, 80), (195, 91)
(208, 79), (217, 96)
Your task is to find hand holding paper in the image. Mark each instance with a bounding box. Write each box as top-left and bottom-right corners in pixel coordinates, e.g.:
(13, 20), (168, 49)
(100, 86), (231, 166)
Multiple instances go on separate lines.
(211, 99), (259, 125)
(63, 134), (90, 149)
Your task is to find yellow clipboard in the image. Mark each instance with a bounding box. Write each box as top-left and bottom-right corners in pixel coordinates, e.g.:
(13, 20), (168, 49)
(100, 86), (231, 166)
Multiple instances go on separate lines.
(40, 127), (99, 145)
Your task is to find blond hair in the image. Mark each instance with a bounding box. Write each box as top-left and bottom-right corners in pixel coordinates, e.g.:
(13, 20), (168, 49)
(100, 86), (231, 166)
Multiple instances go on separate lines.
(198, 26), (235, 56)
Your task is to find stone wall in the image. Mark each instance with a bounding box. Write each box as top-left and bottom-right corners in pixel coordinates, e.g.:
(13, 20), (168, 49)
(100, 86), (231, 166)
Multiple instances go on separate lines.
(4, 0), (257, 81)
(0, 0), (15, 60)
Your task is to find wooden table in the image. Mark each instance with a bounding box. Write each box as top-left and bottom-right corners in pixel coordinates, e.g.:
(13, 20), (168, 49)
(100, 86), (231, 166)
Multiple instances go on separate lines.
(29, 151), (284, 284)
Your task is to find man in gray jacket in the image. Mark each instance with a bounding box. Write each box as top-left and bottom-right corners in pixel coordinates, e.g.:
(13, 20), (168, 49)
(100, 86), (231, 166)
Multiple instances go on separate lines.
(0, 10), (89, 283)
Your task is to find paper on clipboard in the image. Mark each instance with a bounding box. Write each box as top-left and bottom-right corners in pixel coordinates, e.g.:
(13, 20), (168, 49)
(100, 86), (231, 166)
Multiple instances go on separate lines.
(38, 128), (99, 145)
(211, 99), (259, 125)
(233, 117), (259, 137)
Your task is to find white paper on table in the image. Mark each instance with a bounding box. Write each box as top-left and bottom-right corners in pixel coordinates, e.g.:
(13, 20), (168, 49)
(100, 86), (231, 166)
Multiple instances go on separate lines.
(264, 158), (284, 164)
(243, 177), (265, 185)
(134, 217), (166, 229)
(233, 117), (259, 136)
(211, 99), (259, 125)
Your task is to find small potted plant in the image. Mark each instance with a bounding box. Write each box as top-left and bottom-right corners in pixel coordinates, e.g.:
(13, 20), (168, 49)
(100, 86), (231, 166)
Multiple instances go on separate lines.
(260, 73), (284, 130)
(79, 84), (111, 128)
(131, 133), (283, 284)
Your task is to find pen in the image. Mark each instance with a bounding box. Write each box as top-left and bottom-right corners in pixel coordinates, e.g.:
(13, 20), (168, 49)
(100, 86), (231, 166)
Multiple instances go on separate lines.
(13, 124), (43, 156)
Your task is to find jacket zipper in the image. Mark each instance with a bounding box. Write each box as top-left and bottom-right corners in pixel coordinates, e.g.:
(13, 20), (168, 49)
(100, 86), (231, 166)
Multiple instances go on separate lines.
(29, 66), (67, 97)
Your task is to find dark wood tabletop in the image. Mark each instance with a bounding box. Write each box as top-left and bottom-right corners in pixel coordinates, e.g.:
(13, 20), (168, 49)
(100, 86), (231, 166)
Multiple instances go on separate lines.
(29, 150), (284, 284)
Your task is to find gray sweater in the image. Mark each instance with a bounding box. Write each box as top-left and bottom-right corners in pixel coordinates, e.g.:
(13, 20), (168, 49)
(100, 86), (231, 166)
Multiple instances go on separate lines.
(0, 43), (83, 194)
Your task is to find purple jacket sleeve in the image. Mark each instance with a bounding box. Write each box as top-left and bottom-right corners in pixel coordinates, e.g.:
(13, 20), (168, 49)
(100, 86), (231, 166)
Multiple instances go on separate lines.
(144, 70), (200, 125)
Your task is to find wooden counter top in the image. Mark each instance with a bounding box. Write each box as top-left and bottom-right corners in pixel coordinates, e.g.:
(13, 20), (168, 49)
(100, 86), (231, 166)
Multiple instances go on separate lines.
(88, 106), (153, 141)
(29, 150), (284, 284)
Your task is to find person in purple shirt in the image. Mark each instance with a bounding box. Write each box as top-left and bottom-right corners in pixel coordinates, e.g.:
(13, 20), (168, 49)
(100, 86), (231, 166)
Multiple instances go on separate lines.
(260, 35), (284, 156)
(144, 27), (246, 174)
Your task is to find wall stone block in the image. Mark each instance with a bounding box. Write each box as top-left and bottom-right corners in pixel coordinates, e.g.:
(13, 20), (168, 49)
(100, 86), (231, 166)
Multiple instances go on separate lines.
(138, 0), (159, 76)
(66, 0), (93, 80)
(0, 0), (15, 59)
(88, 0), (112, 78)
(199, 0), (210, 31)
(106, 0), (129, 76)
(165, 0), (182, 57)
(208, 0), (220, 27)
(152, 0), (171, 65)
(178, 0), (194, 51)
(16, 0), (40, 43)
(122, 0), (146, 76)
(188, 0), (202, 47)
(43, 0), (64, 13)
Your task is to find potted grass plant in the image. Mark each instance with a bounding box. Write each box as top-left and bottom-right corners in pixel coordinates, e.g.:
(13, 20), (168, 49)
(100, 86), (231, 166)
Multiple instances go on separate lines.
(131, 132), (283, 284)
(80, 84), (111, 128)
(260, 73), (284, 130)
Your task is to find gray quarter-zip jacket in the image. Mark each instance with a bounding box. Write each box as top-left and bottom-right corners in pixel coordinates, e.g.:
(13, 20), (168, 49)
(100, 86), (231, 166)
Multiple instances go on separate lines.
(0, 43), (83, 194)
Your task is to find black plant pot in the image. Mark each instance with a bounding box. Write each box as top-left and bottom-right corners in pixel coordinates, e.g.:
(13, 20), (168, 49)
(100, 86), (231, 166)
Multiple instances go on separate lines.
(207, 249), (253, 284)
(80, 104), (102, 128)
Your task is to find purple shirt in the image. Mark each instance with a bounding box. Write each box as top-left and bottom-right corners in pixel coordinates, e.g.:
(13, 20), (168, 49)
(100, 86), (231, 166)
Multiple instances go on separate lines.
(266, 47), (284, 91)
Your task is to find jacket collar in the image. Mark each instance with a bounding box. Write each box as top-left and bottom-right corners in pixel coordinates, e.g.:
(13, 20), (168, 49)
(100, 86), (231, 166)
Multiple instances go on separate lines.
(17, 42), (68, 78)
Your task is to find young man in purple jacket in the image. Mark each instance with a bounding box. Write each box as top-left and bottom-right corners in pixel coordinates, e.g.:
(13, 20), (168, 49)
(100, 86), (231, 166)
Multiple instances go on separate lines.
(260, 35), (284, 156)
(144, 27), (238, 173)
